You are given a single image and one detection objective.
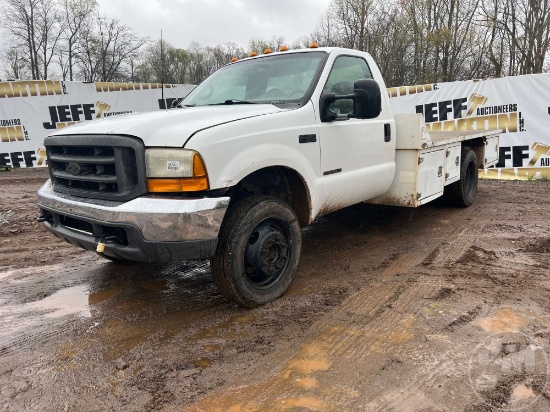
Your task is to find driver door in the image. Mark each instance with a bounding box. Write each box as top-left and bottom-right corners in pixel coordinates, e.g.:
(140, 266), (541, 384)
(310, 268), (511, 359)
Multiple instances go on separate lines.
(318, 55), (394, 208)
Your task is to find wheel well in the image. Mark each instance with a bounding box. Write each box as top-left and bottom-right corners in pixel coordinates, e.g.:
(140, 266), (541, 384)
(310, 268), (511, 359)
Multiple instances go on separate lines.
(228, 167), (311, 226)
(463, 138), (485, 168)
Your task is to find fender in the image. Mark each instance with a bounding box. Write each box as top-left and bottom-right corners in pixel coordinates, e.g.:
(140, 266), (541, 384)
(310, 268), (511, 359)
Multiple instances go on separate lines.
(184, 103), (325, 218)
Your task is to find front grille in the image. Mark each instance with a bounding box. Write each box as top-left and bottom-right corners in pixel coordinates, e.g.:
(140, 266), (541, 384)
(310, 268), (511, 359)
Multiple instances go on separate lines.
(45, 135), (146, 201)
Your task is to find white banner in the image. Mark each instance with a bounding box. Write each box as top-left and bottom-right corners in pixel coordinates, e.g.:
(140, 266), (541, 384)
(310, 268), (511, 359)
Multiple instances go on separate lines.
(388, 74), (550, 180)
(0, 80), (194, 168)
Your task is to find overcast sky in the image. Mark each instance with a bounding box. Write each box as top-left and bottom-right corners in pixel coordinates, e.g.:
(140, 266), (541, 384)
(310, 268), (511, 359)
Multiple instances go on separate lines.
(96, 0), (332, 49)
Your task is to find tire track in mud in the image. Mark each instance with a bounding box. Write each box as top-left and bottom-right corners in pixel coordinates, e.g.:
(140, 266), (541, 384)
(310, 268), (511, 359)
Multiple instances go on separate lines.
(184, 185), (550, 411)
(186, 277), (448, 411)
(185, 207), (472, 411)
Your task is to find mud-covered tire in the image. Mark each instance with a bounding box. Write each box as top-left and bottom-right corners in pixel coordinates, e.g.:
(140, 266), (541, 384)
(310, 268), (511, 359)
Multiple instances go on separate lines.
(211, 196), (302, 308)
(443, 148), (478, 207)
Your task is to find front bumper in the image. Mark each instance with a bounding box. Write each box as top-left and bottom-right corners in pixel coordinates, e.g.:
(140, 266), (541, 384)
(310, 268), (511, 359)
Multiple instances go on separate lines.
(37, 180), (230, 262)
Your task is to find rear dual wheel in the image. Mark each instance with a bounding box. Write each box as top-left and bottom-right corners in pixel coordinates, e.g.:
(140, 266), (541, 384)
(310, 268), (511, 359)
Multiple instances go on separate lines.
(443, 148), (478, 207)
(211, 196), (302, 308)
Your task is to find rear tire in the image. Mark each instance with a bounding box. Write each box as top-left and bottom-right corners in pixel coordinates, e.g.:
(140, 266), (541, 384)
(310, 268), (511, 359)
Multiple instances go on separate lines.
(211, 196), (302, 308)
(443, 148), (478, 207)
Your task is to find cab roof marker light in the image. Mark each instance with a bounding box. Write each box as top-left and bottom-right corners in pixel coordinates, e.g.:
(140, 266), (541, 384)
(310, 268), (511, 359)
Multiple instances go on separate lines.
(264, 48), (273, 54)
(279, 45), (289, 52)
(309, 42), (319, 48)
(249, 51), (258, 57)
(230, 57), (238, 63)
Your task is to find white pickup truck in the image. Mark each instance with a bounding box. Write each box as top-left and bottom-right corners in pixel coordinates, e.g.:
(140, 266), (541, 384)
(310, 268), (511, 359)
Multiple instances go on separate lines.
(37, 46), (500, 307)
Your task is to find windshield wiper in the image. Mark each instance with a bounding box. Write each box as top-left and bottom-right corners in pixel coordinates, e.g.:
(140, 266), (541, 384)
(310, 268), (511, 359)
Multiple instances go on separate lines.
(210, 99), (258, 105)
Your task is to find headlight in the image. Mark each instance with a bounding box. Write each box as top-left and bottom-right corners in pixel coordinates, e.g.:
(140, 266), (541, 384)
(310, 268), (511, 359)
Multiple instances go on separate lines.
(145, 148), (209, 192)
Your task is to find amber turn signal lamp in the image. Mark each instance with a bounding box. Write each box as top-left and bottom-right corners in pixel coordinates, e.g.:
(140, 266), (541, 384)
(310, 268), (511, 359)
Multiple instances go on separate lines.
(193, 153), (207, 177)
(146, 178), (208, 192)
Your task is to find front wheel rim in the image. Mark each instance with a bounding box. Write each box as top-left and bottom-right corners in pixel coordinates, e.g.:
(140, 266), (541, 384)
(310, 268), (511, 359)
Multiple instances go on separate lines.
(243, 219), (291, 289)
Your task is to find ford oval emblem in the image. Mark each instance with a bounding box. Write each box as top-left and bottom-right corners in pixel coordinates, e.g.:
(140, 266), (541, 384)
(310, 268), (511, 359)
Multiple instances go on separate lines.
(66, 163), (81, 176)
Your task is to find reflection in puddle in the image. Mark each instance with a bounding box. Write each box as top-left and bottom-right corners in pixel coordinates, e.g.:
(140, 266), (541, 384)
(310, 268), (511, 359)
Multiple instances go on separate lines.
(89, 288), (119, 305)
(25, 285), (121, 319)
(474, 307), (531, 333)
(27, 285), (91, 318)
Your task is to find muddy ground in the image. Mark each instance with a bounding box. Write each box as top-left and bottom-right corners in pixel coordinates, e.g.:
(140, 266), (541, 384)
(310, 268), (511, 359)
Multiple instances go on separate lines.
(0, 168), (549, 412)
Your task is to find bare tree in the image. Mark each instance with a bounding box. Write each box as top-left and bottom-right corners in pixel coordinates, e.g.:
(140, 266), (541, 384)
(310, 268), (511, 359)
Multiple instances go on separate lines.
(2, 0), (42, 79)
(76, 15), (146, 81)
(484, 0), (550, 75)
(2, 46), (30, 79)
(36, 0), (63, 79)
(59, 0), (97, 80)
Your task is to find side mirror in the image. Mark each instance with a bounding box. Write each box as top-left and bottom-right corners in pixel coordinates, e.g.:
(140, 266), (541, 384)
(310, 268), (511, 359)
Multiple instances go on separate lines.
(320, 78), (382, 122)
(352, 79), (382, 119)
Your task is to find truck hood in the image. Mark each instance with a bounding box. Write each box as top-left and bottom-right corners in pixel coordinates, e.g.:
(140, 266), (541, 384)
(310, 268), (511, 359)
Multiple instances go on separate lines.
(50, 105), (288, 147)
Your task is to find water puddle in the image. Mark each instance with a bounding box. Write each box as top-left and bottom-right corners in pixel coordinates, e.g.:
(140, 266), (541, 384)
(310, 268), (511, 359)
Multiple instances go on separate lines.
(272, 396), (327, 411)
(139, 280), (168, 291)
(473, 307), (531, 333)
(285, 343), (331, 377)
(189, 334), (335, 411)
(104, 319), (123, 327)
(27, 285), (91, 318)
(23, 285), (120, 319)
(88, 288), (120, 305)
(193, 357), (212, 369)
(294, 377), (319, 390)
(510, 384), (536, 402)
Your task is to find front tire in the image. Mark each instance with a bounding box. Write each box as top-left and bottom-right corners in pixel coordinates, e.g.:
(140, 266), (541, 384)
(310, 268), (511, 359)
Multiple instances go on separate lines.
(443, 148), (478, 207)
(211, 196), (302, 308)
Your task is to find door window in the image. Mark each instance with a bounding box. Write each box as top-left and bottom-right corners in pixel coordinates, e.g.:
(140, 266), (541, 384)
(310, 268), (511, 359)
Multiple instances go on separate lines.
(323, 56), (373, 115)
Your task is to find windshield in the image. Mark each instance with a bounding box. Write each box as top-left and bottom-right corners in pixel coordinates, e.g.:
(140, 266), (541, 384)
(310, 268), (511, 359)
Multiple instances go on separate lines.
(181, 52), (327, 107)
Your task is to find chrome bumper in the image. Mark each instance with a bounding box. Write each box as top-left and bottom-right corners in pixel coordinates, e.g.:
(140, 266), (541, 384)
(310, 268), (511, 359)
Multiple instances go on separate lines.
(37, 180), (229, 242)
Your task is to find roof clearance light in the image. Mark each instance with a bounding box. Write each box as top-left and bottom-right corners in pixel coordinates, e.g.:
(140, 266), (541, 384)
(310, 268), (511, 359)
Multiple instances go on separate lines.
(279, 45), (289, 52)
(309, 42), (319, 48)
(250, 51), (258, 57)
(230, 57), (238, 62)
(264, 48), (273, 54)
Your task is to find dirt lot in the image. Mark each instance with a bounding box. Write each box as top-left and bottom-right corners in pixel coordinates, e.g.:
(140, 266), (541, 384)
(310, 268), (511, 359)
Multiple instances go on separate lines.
(0, 168), (549, 411)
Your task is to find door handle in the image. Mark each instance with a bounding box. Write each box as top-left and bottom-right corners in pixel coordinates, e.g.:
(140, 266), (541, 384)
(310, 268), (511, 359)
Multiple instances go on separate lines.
(384, 124), (391, 142)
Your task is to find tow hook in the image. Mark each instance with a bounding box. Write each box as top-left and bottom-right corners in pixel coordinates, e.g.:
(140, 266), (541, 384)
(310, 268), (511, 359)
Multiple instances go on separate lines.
(37, 211), (52, 222)
(96, 235), (119, 253)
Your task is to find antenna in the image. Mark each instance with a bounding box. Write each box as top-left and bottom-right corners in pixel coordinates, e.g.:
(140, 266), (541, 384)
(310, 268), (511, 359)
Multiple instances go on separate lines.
(161, 30), (165, 107)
